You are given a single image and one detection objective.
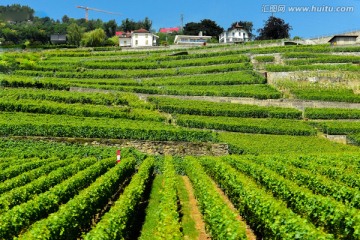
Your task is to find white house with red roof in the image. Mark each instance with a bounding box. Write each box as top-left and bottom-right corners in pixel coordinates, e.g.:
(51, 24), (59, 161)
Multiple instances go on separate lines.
(118, 32), (132, 47)
(118, 28), (159, 47)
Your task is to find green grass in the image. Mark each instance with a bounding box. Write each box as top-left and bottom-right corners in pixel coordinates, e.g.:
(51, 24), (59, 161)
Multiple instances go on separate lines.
(176, 176), (198, 240)
(139, 175), (164, 240)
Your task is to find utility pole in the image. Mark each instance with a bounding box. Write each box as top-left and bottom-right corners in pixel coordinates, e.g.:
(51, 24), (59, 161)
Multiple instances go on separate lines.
(180, 14), (184, 32)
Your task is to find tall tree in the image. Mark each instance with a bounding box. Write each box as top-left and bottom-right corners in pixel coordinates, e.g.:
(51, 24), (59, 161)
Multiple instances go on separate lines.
(142, 17), (152, 31)
(67, 23), (83, 46)
(120, 18), (135, 32)
(183, 19), (223, 38)
(200, 19), (224, 37)
(81, 28), (106, 47)
(256, 16), (292, 40)
(0, 4), (34, 22)
(62, 15), (70, 24)
(229, 21), (253, 39)
(119, 17), (153, 32)
(183, 22), (201, 36)
(1, 27), (19, 44)
(103, 20), (117, 37)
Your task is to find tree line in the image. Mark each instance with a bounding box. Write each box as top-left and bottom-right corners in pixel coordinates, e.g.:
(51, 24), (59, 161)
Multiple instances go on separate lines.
(0, 4), (292, 47)
(0, 4), (154, 47)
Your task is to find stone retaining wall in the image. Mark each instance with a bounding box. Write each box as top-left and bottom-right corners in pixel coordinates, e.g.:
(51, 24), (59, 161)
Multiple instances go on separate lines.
(70, 87), (360, 111)
(10, 137), (228, 156)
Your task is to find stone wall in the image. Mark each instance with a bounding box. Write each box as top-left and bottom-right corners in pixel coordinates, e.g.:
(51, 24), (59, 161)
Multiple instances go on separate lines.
(11, 136), (229, 156)
(326, 135), (348, 145)
(71, 87), (360, 112)
(267, 71), (359, 85)
(112, 140), (228, 156)
(142, 93), (360, 111)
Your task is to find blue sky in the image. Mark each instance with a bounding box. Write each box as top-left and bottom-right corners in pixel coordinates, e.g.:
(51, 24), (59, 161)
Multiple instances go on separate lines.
(1, 0), (360, 38)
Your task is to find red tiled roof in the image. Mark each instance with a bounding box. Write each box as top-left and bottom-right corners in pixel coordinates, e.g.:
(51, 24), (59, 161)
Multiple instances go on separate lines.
(117, 31), (132, 38)
(159, 27), (180, 33)
(133, 28), (149, 33)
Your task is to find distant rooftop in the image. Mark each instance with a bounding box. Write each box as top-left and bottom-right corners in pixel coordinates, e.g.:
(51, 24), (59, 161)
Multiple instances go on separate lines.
(133, 28), (150, 33)
(159, 27), (180, 33)
(328, 35), (358, 42)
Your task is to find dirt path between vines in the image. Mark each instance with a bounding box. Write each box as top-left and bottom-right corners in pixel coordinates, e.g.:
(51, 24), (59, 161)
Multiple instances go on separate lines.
(209, 178), (257, 240)
(182, 176), (210, 240)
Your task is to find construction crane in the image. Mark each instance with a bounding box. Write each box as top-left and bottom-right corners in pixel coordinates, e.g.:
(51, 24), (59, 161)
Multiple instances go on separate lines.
(76, 6), (121, 21)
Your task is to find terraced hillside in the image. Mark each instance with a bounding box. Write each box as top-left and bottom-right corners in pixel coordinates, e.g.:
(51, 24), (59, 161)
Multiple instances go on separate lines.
(0, 43), (359, 239)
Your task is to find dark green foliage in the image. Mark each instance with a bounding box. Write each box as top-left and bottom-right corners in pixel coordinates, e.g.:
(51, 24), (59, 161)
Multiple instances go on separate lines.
(183, 19), (223, 39)
(83, 157), (154, 240)
(257, 16), (292, 40)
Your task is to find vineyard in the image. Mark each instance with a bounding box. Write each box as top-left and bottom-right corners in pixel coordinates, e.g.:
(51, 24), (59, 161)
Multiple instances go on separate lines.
(0, 42), (360, 239)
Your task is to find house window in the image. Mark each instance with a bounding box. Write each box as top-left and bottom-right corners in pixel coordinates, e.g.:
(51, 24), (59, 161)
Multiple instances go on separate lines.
(145, 34), (148, 38)
(146, 40), (149, 45)
(124, 40), (127, 45)
(232, 32), (235, 36)
(135, 34), (138, 38)
(135, 40), (138, 45)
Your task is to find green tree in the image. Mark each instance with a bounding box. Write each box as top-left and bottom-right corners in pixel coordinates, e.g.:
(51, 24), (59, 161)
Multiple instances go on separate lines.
(103, 20), (117, 37)
(256, 16), (292, 40)
(182, 22), (201, 35)
(119, 17), (153, 32)
(200, 19), (223, 38)
(1, 28), (19, 44)
(67, 23), (83, 46)
(107, 35), (119, 46)
(157, 32), (176, 45)
(142, 17), (152, 31)
(120, 18), (136, 32)
(0, 4), (34, 22)
(81, 28), (106, 47)
(62, 15), (70, 24)
(183, 19), (223, 39)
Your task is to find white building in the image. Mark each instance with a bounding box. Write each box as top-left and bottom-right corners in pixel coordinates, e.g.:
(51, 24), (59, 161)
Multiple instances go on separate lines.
(219, 23), (249, 44)
(119, 32), (131, 47)
(328, 35), (358, 45)
(174, 31), (211, 45)
(118, 28), (158, 48)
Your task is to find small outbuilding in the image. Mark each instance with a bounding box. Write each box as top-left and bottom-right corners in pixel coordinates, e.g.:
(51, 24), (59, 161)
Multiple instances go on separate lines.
(174, 31), (211, 45)
(50, 34), (67, 44)
(328, 35), (358, 45)
(118, 32), (131, 47)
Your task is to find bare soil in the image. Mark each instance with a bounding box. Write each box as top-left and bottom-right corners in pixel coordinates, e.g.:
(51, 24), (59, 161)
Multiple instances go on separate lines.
(182, 176), (210, 240)
(209, 178), (257, 240)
